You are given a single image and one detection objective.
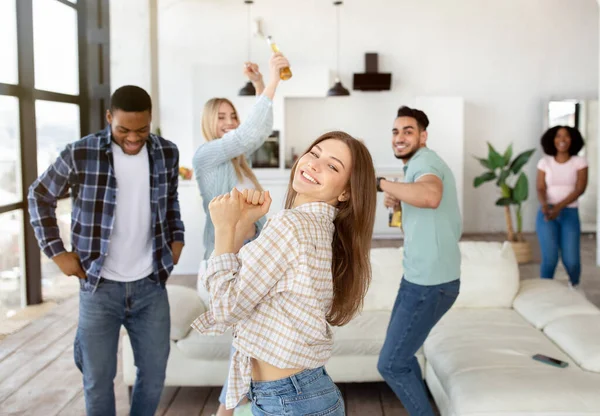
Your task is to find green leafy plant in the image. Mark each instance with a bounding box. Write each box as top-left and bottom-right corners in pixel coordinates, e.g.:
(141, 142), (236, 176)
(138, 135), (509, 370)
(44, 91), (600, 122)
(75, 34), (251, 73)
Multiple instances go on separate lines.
(473, 143), (535, 242)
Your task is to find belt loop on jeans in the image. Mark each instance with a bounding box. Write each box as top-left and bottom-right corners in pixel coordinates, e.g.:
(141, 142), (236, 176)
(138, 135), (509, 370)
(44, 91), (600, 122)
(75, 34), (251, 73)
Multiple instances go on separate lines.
(290, 373), (302, 395)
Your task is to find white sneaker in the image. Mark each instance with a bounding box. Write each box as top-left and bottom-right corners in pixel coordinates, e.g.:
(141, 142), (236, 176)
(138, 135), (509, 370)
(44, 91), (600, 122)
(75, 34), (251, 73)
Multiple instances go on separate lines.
(568, 282), (585, 296)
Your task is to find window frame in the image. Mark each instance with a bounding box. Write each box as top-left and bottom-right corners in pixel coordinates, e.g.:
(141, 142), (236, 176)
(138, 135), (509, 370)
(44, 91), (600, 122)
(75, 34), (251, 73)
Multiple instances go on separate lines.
(0, 0), (110, 305)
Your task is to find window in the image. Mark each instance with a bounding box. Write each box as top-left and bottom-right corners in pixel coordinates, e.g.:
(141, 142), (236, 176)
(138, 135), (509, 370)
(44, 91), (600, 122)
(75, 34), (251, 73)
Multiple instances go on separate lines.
(35, 100), (81, 175)
(0, 0), (110, 315)
(0, 96), (21, 206)
(0, 0), (18, 85)
(0, 210), (25, 318)
(35, 100), (80, 301)
(33, 0), (79, 95)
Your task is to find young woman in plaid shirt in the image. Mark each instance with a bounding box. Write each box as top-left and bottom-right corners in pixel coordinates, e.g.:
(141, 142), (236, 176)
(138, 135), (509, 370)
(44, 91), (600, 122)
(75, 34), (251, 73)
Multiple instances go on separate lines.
(193, 132), (377, 415)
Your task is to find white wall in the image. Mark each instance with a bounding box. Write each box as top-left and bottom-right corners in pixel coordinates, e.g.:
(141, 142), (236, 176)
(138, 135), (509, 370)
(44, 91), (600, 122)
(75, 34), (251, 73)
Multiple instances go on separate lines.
(119, 0), (599, 234)
(109, 0), (160, 128)
(597, 0), (600, 266)
(416, 97), (465, 218)
(109, 0), (152, 93)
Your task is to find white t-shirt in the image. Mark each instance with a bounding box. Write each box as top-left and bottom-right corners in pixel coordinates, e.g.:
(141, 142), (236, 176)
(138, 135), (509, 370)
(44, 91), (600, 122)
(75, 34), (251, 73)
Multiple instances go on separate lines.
(101, 142), (154, 282)
(537, 155), (588, 208)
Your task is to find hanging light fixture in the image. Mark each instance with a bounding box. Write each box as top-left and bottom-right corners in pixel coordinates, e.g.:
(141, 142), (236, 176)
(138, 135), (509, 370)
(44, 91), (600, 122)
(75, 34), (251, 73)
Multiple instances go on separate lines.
(239, 0), (256, 96)
(327, 1), (350, 96)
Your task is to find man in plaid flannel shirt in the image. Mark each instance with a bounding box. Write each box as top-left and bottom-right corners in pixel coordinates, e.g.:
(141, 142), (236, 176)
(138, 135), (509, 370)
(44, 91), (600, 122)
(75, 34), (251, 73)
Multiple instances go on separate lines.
(28, 85), (185, 416)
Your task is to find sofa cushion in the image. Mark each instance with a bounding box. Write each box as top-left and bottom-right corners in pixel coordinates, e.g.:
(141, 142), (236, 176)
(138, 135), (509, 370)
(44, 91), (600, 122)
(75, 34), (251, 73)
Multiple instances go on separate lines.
(331, 310), (423, 378)
(453, 241), (519, 309)
(364, 248), (403, 311)
(513, 279), (600, 329)
(544, 315), (600, 373)
(366, 242), (520, 312)
(167, 285), (206, 341)
(332, 310), (419, 357)
(424, 308), (600, 415)
(424, 309), (573, 373)
(176, 329), (233, 360)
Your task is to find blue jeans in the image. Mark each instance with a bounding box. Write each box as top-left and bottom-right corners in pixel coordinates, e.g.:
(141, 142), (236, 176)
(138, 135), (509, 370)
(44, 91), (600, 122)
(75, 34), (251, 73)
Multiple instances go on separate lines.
(536, 207), (581, 286)
(74, 277), (170, 416)
(248, 367), (345, 416)
(377, 278), (460, 416)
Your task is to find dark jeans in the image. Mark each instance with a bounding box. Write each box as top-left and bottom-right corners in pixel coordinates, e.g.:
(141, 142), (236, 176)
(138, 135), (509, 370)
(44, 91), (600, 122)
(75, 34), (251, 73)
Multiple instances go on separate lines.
(74, 277), (170, 416)
(377, 278), (460, 416)
(536, 207), (581, 286)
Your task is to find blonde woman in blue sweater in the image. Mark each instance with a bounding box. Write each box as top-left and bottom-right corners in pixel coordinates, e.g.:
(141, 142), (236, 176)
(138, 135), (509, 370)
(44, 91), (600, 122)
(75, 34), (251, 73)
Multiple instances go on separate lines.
(192, 52), (288, 416)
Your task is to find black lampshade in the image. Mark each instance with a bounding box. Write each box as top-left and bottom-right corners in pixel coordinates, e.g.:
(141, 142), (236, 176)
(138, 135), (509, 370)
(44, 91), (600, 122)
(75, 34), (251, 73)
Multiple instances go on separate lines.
(238, 81), (256, 96)
(327, 80), (350, 96)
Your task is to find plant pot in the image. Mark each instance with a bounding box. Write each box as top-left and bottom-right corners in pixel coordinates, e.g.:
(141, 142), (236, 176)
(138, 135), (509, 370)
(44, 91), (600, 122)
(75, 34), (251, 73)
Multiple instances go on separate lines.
(511, 241), (532, 264)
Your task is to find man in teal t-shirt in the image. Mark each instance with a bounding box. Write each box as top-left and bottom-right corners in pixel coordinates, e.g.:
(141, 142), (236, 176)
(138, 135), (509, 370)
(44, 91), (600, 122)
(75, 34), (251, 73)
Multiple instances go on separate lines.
(376, 106), (462, 416)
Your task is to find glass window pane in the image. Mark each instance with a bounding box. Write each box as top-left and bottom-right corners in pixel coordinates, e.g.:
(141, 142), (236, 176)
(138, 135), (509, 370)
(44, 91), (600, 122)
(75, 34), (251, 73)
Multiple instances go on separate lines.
(0, 96), (21, 206)
(35, 101), (79, 302)
(35, 100), (80, 175)
(0, 0), (18, 85)
(0, 209), (25, 319)
(33, 0), (79, 95)
(42, 198), (77, 303)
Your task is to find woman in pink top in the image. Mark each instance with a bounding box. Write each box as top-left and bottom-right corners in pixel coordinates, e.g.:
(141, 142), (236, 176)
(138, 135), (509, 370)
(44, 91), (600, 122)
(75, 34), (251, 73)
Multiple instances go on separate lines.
(536, 125), (588, 289)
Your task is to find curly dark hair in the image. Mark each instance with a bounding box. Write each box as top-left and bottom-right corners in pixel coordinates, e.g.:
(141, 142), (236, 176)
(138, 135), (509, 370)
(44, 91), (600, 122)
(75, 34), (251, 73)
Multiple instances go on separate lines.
(397, 106), (429, 131)
(540, 125), (584, 156)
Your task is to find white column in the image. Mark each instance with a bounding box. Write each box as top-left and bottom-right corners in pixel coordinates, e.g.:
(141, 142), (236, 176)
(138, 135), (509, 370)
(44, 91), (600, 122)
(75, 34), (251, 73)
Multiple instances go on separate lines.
(415, 96), (465, 220)
(597, 2), (600, 265)
(109, 0), (159, 127)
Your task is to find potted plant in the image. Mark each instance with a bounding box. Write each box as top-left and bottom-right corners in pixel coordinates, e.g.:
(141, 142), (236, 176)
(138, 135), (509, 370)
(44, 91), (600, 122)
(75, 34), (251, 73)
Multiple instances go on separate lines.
(473, 143), (536, 263)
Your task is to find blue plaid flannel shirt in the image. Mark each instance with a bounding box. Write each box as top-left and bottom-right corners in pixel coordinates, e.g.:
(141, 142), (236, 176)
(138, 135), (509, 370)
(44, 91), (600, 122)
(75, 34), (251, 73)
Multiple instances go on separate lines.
(28, 127), (185, 285)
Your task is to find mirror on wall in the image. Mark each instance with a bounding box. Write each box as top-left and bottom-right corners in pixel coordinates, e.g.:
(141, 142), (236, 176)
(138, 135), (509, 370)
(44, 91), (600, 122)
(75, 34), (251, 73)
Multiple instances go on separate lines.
(545, 99), (598, 232)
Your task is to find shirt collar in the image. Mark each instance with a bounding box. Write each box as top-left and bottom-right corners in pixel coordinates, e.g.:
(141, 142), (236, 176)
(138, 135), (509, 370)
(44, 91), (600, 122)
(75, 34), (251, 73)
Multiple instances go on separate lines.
(293, 201), (339, 221)
(403, 146), (429, 173)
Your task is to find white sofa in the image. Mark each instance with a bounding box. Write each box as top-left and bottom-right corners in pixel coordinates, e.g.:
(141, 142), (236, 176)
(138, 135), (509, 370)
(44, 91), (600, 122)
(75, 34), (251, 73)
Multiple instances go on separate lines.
(123, 241), (600, 415)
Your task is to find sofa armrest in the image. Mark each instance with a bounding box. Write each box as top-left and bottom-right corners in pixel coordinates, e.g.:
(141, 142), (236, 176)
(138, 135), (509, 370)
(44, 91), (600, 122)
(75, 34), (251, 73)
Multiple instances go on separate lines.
(168, 285), (207, 341)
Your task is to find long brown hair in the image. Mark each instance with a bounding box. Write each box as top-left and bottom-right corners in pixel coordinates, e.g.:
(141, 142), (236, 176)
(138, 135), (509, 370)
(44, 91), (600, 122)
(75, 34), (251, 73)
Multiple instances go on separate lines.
(285, 131), (377, 326)
(201, 98), (263, 191)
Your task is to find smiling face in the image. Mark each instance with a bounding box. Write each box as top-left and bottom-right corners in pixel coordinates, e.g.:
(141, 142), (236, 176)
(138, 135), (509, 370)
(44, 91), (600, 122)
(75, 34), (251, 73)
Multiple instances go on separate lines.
(215, 101), (239, 138)
(291, 138), (352, 207)
(106, 109), (151, 155)
(391, 116), (428, 162)
(554, 127), (572, 154)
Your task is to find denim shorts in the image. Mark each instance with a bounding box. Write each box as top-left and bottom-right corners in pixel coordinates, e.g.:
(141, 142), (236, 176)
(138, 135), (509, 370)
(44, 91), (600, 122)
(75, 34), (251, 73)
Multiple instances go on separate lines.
(248, 367), (345, 416)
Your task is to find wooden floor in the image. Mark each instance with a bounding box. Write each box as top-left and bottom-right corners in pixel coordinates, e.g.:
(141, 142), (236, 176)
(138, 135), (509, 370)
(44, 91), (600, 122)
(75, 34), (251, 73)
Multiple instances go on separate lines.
(0, 234), (597, 415)
(0, 290), (430, 415)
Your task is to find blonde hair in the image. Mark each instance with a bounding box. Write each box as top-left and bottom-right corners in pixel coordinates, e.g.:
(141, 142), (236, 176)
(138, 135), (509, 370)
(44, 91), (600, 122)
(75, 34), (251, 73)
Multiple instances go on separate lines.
(201, 98), (263, 191)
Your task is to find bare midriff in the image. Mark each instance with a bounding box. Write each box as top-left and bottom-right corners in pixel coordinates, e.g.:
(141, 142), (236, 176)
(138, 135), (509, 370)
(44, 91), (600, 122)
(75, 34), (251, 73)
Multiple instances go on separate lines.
(251, 357), (305, 382)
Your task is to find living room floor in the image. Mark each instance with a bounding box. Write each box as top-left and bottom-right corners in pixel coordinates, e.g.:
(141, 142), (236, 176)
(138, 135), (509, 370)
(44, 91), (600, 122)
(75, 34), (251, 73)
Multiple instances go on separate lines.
(0, 233), (597, 415)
